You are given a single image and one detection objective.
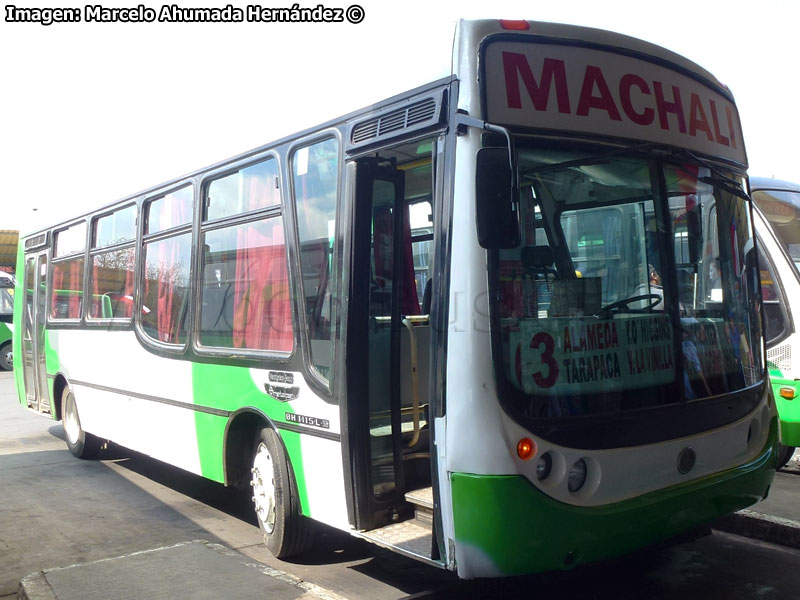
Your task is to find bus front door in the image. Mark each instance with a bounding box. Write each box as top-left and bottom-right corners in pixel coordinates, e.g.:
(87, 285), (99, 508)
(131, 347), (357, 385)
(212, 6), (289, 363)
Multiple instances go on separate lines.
(347, 158), (410, 530)
(21, 251), (49, 412)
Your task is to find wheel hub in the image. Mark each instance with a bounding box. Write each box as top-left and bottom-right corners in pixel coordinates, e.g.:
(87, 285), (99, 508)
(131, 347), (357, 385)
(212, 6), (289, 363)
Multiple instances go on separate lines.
(251, 442), (276, 533)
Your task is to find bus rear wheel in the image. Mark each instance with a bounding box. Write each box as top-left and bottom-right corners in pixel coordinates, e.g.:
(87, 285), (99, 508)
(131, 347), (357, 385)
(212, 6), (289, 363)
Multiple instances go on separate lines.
(0, 342), (11, 371)
(250, 426), (314, 558)
(61, 385), (102, 459)
(777, 444), (795, 470)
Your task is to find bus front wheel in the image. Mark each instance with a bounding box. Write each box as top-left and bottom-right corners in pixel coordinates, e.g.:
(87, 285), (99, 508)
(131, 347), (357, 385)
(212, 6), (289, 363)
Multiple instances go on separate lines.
(61, 386), (102, 459)
(777, 444), (795, 470)
(250, 426), (314, 558)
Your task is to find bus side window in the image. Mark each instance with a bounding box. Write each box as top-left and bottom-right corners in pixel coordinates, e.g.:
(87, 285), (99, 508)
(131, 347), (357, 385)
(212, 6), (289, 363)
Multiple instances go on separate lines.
(291, 138), (340, 384)
(757, 243), (789, 344)
(141, 186), (193, 345)
(0, 288), (13, 315)
(89, 205), (136, 321)
(198, 157), (292, 353)
(51, 222), (86, 321)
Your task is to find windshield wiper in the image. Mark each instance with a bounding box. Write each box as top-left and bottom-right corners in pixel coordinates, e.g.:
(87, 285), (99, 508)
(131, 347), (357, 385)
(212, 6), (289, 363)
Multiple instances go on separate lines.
(663, 147), (748, 199)
(520, 143), (656, 176)
(698, 176), (749, 200)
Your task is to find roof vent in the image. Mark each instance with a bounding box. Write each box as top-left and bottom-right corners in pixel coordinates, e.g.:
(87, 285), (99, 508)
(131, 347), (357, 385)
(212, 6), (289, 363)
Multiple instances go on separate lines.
(24, 232), (48, 251)
(348, 94), (442, 150)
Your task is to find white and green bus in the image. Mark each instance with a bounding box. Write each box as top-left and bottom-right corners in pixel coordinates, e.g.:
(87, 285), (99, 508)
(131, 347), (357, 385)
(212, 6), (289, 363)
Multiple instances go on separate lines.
(13, 19), (777, 578)
(749, 177), (800, 468)
(0, 274), (14, 370)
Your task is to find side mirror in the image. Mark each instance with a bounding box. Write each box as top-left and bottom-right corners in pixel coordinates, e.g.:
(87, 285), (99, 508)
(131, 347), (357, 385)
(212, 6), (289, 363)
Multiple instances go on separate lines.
(476, 147), (520, 249)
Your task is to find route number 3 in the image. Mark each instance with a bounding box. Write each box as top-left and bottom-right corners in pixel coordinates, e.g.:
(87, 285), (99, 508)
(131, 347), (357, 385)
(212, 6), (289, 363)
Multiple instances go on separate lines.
(531, 332), (558, 388)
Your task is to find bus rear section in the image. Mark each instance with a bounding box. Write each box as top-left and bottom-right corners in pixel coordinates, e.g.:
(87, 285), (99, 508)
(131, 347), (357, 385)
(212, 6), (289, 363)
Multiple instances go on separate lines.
(750, 176), (800, 467)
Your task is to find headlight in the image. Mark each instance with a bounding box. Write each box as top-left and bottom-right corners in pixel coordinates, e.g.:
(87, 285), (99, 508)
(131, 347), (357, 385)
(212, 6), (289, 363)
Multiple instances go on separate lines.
(536, 452), (553, 480)
(568, 458), (587, 493)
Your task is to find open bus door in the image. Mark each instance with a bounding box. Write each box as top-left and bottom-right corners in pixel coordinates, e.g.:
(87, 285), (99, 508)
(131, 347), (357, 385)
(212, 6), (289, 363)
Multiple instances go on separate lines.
(344, 147), (440, 564)
(347, 158), (410, 530)
(347, 150), (430, 524)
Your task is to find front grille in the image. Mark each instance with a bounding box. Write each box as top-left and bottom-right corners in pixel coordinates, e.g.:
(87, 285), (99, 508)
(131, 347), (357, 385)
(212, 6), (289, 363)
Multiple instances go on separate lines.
(767, 342), (792, 375)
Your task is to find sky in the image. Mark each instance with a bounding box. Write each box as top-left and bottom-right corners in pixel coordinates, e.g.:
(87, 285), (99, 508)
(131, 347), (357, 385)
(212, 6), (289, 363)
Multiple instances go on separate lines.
(1, 0), (798, 233)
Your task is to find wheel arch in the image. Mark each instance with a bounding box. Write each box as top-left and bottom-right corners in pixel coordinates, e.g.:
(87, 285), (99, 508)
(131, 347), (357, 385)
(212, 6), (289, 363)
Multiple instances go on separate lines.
(222, 407), (278, 489)
(52, 373), (70, 420)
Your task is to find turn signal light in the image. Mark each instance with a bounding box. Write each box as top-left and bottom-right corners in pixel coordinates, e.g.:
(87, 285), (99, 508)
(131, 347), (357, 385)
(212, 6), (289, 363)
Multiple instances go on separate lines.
(500, 19), (530, 31)
(780, 387), (796, 400)
(517, 437), (536, 460)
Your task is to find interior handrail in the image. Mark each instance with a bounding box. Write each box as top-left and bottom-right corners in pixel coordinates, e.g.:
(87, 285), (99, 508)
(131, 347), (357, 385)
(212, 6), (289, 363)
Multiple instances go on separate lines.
(401, 317), (421, 447)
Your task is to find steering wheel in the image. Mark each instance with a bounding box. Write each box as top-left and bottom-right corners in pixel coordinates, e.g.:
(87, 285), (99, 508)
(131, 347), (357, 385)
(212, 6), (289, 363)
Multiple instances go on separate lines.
(601, 293), (662, 313)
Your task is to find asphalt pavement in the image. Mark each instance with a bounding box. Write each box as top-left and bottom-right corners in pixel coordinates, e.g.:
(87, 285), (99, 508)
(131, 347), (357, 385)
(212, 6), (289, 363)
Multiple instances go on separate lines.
(713, 452), (800, 548)
(4, 366), (799, 599)
(18, 540), (345, 600)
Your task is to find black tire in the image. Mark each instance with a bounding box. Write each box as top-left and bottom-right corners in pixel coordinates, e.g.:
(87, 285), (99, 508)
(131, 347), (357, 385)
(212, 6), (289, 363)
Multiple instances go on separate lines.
(250, 426), (314, 558)
(776, 444), (795, 470)
(61, 385), (103, 459)
(0, 342), (12, 371)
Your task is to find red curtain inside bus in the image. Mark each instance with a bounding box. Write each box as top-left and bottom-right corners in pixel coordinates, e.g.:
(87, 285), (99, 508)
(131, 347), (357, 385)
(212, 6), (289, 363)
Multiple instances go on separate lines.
(373, 205), (420, 316)
(231, 173), (292, 351)
(232, 218), (293, 351)
(143, 196), (192, 344)
(51, 258), (83, 319)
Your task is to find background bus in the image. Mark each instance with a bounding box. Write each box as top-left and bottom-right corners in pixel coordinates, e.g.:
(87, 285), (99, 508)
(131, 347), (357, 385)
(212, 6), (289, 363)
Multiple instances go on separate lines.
(749, 176), (800, 467)
(0, 274), (13, 370)
(13, 19), (776, 579)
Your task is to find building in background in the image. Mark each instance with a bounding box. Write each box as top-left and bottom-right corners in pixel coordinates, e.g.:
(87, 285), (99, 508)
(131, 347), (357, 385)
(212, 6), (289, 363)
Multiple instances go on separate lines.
(0, 231), (19, 277)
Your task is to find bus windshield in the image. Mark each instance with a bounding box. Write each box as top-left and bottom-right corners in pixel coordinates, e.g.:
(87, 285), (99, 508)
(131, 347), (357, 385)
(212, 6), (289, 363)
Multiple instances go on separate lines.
(490, 143), (764, 421)
(751, 187), (800, 271)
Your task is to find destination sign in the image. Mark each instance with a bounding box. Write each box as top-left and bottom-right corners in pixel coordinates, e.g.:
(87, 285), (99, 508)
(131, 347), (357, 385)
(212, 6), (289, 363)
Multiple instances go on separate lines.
(484, 41), (747, 166)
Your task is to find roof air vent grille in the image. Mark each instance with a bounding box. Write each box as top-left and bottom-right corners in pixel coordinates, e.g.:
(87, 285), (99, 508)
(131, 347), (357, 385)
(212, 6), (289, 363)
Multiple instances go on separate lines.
(348, 94), (442, 149)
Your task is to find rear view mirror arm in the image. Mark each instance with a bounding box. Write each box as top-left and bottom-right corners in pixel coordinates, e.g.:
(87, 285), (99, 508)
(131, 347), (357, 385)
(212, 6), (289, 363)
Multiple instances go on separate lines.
(455, 114), (517, 190)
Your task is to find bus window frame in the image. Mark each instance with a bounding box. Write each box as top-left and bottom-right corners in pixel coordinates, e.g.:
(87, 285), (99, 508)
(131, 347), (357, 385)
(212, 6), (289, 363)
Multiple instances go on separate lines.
(135, 181), (196, 354)
(86, 202), (138, 325)
(192, 150), (296, 362)
(286, 129), (343, 400)
(754, 229), (793, 349)
(48, 218), (89, 325)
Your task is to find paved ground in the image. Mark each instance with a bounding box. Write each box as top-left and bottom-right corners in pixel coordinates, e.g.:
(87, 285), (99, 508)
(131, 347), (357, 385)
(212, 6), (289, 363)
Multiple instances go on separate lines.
(758, 454), (800, 518)
(4, 370), (800, 600)
(18, 541), (335, 600)
(0, 371), (447, 600)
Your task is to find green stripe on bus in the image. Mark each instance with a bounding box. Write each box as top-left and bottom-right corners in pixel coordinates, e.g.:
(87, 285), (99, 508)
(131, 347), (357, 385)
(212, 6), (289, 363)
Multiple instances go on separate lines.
(769, 376), (800, 447)
(451, 419), (777, 576)
(190, 362), (310, 516)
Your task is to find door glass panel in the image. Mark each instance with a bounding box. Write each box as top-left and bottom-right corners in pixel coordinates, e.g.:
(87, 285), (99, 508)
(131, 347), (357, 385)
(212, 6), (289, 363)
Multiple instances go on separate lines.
(368, 178), (397, 497)
(36, 254), (48, 409)
(22, 256), (36, 403)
